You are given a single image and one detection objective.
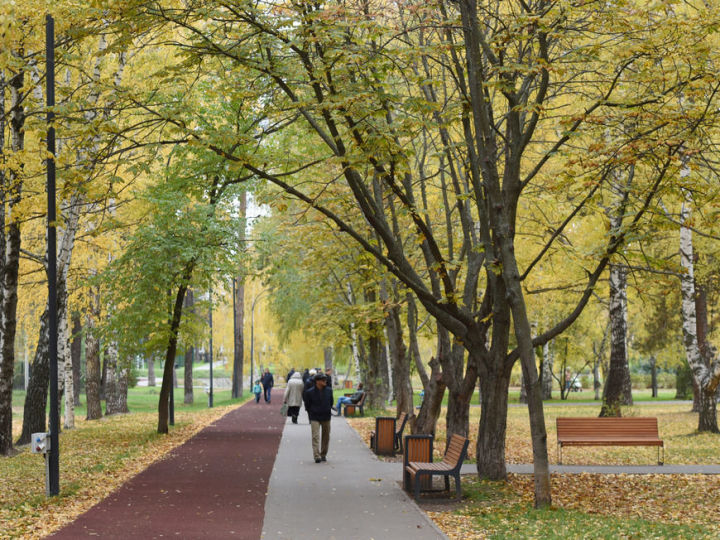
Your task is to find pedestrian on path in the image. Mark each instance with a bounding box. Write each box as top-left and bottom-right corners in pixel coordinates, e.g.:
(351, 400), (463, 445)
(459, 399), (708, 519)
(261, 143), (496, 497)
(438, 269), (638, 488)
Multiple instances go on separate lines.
(283, 372), (304, 424)
(302, 373), (333, 463)
(303, 369), (317, 391)
(253, 380), (262, 403)
(261, 368), (275, 403)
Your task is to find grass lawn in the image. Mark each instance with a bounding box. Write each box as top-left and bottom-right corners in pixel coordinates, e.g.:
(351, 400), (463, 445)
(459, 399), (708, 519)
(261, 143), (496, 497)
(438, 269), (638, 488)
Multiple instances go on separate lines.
(348, 401), (720, 539)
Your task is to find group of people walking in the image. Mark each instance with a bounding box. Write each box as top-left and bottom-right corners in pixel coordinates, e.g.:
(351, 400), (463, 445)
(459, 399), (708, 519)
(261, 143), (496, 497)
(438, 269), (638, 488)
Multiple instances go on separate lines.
(280, 366), (365, 463)
(253, 365), (366, 463)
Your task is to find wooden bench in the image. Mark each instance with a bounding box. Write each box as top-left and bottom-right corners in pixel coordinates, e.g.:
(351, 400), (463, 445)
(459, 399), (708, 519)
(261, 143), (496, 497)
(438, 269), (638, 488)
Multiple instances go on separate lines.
(342, 392), (366, 417)
(556, 417), (664, 465)
(405, 433), (469, 501)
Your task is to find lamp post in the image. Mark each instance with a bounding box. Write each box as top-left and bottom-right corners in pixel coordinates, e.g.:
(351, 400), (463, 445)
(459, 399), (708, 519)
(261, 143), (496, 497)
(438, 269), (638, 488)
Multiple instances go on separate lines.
(250, 289), (267, 389)
(46, 14), (60, 497)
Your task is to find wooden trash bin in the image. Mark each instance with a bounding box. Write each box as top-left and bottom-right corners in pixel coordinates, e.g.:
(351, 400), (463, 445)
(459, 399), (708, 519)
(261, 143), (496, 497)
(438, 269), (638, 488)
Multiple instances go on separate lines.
(403, 434), (434, 492)
(371, 417), (397, 456)
(344, 379), (353, 389)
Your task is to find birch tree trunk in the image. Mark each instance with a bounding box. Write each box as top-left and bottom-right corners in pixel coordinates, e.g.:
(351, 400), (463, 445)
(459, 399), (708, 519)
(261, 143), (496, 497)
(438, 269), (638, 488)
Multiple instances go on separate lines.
(0, 67), (24, 455)
(104, 342), (128, 415)
(600, 261), (633, 416)
(148, 357), (156, 387)
(679, 194), (719, 433)
(61, 307), (74, 429)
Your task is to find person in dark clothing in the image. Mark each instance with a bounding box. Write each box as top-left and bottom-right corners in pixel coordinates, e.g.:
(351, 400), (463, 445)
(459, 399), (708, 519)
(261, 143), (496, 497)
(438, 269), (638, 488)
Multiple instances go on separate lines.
(261, 368), (274, 403)
(332, 383), (364, 416)
(286, 367), (295, 382)
(301, 368), (310, 385)
(324, 368), (333, 389)
(302, 374), (333, 463)
(303, 369), (317, 391)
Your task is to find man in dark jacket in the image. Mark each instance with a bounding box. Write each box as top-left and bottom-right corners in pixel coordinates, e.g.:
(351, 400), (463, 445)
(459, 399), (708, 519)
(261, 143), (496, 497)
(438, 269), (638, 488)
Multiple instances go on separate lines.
(261, 368), (274, 403)
(303, 373), (333, 463)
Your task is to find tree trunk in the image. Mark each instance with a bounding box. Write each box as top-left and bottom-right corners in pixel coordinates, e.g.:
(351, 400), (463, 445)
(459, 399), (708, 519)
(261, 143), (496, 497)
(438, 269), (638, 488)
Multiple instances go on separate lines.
(679, 193), (720, 433)
(158, 280), (190, 434)
(232, 276), (244, 398)
(71, 313), (82, 406)
(184, 346), (194, 404)
(324, 346), (333, 385)
(650, 355), (658, 398)
(85, 295), (102, 420)
(17, 308), (50, 446)
(476, 365), (511, 480)
(61, 308), (74, 429)
(104, 342), (121, 415)
(541, 341), (553, 400)
(147, 356), (156, 387)
(0, 68), (24, 455)
(386, 303), (413, 416)
(413, 354), (446, 435)
(365, 332), (389, 408)
(232, 192), (246, 398)
(600, 262), (633, 416)
(406, 293), (428, 390)
(519, 373), (527, 403)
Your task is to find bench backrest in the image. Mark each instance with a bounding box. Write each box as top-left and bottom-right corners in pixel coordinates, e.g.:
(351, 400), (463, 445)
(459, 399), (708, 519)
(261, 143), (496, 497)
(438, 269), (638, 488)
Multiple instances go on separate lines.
(441, 434), (469, 467)
(356, 392), (366, 406)
(556, 417), (659, 438)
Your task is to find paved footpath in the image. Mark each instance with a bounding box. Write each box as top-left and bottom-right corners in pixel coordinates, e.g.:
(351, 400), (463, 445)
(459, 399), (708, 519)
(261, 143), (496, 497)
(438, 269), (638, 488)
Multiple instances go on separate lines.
(261, 411), (446, 540)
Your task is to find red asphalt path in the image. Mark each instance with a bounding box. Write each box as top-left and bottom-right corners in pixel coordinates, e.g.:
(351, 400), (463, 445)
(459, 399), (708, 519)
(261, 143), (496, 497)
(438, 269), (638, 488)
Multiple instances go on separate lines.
(49, 390), (285, 539)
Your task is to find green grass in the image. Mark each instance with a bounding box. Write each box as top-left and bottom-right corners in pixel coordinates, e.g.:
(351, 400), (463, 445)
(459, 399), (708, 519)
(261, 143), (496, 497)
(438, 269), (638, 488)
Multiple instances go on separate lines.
(134, 365), (233, 379)
(11, 386), (248, 438)
(410, 387), (679, 407)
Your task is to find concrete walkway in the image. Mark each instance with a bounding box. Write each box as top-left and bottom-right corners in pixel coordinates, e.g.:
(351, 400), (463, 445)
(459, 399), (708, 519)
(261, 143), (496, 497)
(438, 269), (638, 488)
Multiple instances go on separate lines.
(261, 412), (447, 540)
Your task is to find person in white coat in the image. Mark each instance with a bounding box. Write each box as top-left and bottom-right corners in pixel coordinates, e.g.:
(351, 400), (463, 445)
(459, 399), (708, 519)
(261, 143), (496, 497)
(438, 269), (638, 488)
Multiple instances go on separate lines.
(283, 372), (305, 424)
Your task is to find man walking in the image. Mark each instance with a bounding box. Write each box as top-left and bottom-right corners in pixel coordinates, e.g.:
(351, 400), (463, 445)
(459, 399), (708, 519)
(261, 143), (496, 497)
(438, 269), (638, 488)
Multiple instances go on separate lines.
(303, 373), (333, 463)
(261, 368), (274, 403)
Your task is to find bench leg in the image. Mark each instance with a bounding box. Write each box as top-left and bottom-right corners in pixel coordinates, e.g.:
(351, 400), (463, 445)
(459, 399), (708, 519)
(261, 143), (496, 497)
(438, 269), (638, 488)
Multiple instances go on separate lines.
(658, 446), (664, 466)
(454, 472), (462, 500)
(558, 443), (562, 465)
(414, 473), (422, 502)
(444, 475), (449, 492)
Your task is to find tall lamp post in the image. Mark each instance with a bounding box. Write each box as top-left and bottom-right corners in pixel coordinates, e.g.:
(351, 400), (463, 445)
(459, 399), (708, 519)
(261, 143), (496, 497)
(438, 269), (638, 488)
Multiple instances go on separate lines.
(46, 14), (60, 497)
(250, 290), (267, 389)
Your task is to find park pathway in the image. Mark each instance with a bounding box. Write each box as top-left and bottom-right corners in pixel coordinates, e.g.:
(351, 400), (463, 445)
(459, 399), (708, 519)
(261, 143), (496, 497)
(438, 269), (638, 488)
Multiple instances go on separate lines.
(261, 411), (446, 540)
(49, 390), (286, 539)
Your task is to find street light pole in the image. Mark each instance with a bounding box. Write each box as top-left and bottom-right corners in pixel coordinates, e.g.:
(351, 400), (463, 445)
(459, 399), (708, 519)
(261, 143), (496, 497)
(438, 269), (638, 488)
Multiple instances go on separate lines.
(46, 14), (60, 497)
